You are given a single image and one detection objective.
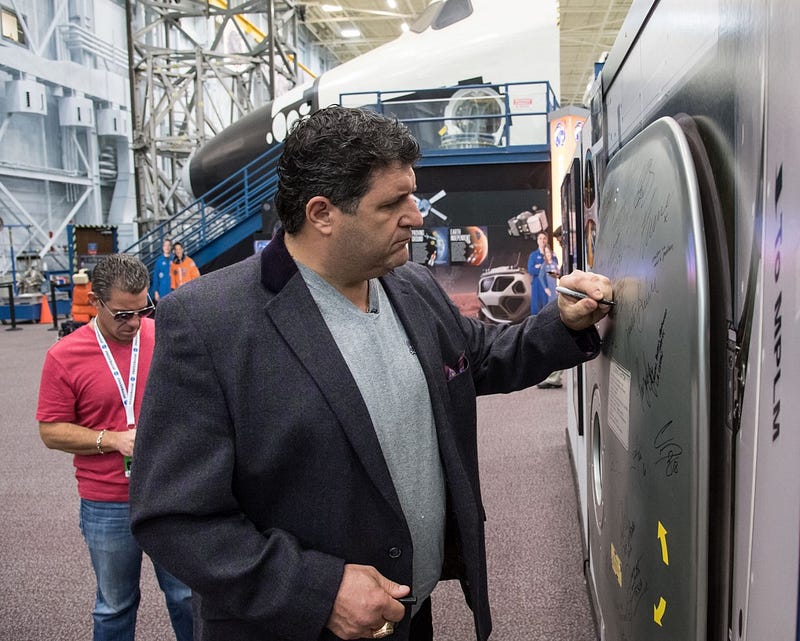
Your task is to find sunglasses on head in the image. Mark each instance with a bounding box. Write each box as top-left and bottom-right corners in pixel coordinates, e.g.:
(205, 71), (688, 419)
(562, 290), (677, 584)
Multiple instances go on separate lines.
(98, 295), (155, 322)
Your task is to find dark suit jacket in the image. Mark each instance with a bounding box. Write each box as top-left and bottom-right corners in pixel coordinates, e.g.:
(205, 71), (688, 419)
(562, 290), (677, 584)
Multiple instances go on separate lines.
(130, 230), (600, 641)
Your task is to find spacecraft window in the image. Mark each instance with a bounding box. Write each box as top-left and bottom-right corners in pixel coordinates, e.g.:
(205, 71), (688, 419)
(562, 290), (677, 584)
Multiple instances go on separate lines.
(432, 0), (473, 30)
(410, 2), (442, 33)
(410, 0), (472, 33)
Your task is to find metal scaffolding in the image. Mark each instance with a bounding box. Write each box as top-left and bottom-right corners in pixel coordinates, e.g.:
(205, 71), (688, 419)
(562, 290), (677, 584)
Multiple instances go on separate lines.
(126, 0), (306, 232)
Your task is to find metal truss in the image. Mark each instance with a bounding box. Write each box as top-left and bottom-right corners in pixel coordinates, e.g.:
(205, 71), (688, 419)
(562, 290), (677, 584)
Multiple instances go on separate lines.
(126, 0), (305, 230)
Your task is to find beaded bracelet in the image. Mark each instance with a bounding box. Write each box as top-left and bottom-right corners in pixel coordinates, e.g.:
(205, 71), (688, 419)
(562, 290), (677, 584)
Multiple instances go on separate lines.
(96, 429), (106, 454)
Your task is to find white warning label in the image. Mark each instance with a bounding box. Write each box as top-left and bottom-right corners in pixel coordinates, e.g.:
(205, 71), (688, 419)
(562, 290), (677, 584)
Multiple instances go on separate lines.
(608, 359), (631, 450)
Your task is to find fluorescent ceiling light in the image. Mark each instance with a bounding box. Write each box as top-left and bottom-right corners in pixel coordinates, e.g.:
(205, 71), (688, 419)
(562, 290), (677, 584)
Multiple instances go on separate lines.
(387, 0), (398, 7)
(321, 4), (343, 11)
(341, 27), (361, 38)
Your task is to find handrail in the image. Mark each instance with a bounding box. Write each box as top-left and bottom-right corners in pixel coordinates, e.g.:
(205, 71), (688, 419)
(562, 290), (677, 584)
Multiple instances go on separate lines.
(341, 80), (559, 151)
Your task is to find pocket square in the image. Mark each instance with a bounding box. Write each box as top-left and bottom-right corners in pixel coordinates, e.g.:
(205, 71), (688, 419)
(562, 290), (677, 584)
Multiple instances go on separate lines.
(444, 353), (469, 381)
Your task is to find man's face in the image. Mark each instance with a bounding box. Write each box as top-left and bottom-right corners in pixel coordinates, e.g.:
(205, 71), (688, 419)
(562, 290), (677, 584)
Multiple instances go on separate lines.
(163, 240), (172, 256)
(329, 163), (423, 280)
(92, 287), (151, 344)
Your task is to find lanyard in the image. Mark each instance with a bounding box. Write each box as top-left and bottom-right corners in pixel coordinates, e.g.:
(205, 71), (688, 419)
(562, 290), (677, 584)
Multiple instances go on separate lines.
(94, 321), (140, 427)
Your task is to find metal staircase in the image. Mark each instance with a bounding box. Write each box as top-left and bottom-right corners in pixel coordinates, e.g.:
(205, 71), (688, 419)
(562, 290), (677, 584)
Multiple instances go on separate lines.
(122, 144), (282, 272)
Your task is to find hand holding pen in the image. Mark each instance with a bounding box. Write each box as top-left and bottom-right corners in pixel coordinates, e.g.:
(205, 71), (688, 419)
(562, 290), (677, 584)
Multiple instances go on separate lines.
(555, 270), (614, 330)
(555, 286), (615, 306)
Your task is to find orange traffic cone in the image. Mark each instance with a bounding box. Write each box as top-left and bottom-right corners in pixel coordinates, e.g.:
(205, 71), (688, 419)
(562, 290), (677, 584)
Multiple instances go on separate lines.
(40, 294), (53, 324)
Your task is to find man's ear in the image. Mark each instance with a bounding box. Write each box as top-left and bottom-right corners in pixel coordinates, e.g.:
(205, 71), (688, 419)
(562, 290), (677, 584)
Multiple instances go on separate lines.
(305, 196), (334, 236)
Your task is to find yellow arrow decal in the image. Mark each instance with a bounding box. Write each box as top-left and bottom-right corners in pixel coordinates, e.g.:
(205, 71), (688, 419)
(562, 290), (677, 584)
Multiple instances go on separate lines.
(654, 597), (667, 626)
(611, 543), (623, 587)
(657, 521), (669, 566)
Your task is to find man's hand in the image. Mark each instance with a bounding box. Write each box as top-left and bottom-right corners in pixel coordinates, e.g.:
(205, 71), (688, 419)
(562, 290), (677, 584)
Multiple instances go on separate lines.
(557, 270), (613, 331)
(326, 564), (410, 639)
(106, 428), (136, 457)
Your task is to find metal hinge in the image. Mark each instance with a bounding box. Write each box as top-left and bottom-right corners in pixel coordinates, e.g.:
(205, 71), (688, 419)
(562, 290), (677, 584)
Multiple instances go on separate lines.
(726, 324), (744, 433)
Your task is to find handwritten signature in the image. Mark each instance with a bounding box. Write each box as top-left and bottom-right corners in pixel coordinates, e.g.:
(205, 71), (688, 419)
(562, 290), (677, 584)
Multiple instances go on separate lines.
(654, 419), (682, 477)
(638, 308), (668, 407)
(630, 447), (647, 478)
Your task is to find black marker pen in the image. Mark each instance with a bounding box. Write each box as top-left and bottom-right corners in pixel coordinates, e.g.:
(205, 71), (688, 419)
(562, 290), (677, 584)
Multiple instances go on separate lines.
(556, 285), (616, 306)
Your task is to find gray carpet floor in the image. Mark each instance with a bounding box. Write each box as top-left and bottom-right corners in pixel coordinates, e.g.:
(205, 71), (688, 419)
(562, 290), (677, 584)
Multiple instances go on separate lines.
(0, 322), (597, 640)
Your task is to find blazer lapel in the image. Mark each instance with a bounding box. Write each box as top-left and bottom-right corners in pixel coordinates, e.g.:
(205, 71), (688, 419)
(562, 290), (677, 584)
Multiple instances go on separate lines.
(381, 269), (479, 515)
(263, 273), (405, 521)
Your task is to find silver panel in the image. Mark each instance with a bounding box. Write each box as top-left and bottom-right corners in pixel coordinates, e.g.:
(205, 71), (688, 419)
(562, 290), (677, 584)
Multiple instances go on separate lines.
(740, 0), (800, 637)
(585, 116), (710, 641)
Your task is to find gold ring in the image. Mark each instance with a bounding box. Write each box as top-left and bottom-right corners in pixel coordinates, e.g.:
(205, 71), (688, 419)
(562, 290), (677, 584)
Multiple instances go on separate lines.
(372, 620), (395, 639)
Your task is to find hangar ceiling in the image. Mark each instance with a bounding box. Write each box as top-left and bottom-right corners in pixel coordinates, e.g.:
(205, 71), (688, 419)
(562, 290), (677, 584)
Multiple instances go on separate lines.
(300, 0), (634, 106)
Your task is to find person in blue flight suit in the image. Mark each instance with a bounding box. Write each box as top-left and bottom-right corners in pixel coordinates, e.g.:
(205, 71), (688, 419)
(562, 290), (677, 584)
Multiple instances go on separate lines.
(151, 238), (173, 303)
(538, 244), (559, 303)
(527, 231), (550, 315)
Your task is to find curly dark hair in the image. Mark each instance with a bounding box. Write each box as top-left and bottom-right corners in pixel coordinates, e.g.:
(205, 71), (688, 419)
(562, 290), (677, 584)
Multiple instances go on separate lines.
(275, 106), (421, 234)
(91, 254), (149, 301)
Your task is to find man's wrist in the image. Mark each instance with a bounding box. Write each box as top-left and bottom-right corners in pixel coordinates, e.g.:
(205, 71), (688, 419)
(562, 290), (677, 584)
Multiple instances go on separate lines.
(96, 429), (107, 454)
(566, 324), (602, 356)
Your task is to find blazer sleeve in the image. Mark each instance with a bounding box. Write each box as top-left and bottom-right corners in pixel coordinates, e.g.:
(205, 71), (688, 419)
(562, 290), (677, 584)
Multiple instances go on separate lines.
(398, 262), (600, 396)
(129, 291), (344, 639)
(471, 303), (601, 396)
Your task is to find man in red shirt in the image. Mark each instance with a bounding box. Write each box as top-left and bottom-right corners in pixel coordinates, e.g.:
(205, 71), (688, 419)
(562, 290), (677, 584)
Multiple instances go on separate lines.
(37, 253), (193, 641)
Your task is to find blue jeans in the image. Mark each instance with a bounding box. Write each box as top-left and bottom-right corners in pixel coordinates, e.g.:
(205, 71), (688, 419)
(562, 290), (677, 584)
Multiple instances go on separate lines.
(79, 499), (193, 641)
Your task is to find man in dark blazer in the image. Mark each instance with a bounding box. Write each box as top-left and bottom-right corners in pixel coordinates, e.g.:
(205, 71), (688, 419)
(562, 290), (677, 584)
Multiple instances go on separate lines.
(130, 106), (612, 641)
